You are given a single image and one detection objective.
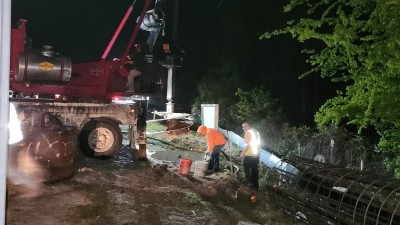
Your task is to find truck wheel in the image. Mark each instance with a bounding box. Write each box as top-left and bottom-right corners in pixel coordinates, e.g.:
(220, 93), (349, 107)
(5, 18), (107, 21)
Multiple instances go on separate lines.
(79, 119), (122, 158)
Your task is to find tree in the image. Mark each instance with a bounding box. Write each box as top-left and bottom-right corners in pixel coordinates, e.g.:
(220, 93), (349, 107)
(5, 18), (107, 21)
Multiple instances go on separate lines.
(180, 0), (317, 125)
(191, 60), (242, 129)
(232, 86), (283, 124)
(261, 0), (400, 176)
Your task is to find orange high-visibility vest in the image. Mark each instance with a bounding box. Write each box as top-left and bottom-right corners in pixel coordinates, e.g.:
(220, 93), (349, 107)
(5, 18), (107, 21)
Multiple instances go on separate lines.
(197, 125), (226, 153)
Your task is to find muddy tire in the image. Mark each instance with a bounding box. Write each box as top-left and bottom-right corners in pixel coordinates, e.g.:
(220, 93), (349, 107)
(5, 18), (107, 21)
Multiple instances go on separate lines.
(79, 119), (122, 158)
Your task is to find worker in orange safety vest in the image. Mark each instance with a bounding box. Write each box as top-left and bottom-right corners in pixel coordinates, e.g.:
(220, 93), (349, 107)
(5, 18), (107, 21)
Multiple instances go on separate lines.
(240, 122), (261, 189)
(197, 125), (226, 173)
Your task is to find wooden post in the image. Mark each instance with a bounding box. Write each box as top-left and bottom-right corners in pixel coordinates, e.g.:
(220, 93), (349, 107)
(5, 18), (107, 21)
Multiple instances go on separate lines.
(130, 124), (136, 149)
(226, 130), (233, 174)
(137, 100), (147, 161)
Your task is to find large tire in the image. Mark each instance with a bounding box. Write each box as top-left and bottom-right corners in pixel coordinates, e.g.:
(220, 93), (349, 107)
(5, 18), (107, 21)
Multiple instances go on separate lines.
(79, 119), (122, 158)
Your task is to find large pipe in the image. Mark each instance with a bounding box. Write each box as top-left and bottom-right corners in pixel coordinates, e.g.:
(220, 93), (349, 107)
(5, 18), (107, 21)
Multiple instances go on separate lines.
(101, 3), (134, 61)
(0, 0), (11, 223)
(119, 0), (152, 71)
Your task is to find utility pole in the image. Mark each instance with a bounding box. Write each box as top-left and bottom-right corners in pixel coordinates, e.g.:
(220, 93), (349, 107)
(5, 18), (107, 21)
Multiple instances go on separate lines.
(161, 0), (180, 117)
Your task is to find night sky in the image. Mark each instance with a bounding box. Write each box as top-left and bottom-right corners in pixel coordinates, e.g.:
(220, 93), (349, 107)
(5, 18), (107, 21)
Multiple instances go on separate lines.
(11, 0), (151, 61)
(11, 0), (338, 126)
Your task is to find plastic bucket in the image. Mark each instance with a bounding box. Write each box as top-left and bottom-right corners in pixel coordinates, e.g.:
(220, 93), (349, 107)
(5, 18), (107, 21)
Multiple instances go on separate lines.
(194, 160), (208, 177)
(178, 159), (192, 175)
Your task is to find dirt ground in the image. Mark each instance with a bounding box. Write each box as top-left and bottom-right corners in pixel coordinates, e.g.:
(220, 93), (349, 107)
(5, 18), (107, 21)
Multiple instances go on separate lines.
(6, 125), (304, 225)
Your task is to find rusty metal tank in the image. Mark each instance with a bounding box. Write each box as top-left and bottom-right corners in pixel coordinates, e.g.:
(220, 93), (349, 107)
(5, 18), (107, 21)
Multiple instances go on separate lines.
(16, 45), (72, 83)
(15, 112), (77, 183)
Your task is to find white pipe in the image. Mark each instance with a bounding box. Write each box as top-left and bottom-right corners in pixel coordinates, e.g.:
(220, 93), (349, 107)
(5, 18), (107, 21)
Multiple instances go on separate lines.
(166, 67), (173, 101)
(360, 159), (364, 171)
(0, 0), (11, 223)
(166, 67), (174, 115)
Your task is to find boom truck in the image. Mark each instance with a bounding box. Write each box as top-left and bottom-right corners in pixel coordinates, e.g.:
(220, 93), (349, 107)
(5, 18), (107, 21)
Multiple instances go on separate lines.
(9, 0), (169, 160)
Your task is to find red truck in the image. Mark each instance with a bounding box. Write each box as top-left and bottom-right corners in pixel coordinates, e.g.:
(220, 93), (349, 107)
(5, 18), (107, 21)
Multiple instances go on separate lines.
(9, 0), (166, 160)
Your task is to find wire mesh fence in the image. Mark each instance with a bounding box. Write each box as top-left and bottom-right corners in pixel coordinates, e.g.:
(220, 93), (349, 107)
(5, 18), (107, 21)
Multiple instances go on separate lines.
(264, 156), (400, 225)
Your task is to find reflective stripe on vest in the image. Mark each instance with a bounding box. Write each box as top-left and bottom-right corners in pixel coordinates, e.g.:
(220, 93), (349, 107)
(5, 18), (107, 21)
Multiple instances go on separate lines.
(247, 129), (261, 156)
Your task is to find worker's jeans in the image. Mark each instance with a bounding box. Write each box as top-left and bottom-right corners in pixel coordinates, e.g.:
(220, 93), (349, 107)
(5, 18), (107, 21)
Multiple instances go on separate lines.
(208, 145), (223, 172)
(243, 155), (260, 187)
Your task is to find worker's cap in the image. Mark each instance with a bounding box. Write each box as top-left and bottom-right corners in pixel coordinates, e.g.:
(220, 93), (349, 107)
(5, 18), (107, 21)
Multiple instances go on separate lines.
(197, 125), (207, 135)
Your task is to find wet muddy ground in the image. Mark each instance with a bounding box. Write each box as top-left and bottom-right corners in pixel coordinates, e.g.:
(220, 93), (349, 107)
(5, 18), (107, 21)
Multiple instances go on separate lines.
(6, 127), (304, 225)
